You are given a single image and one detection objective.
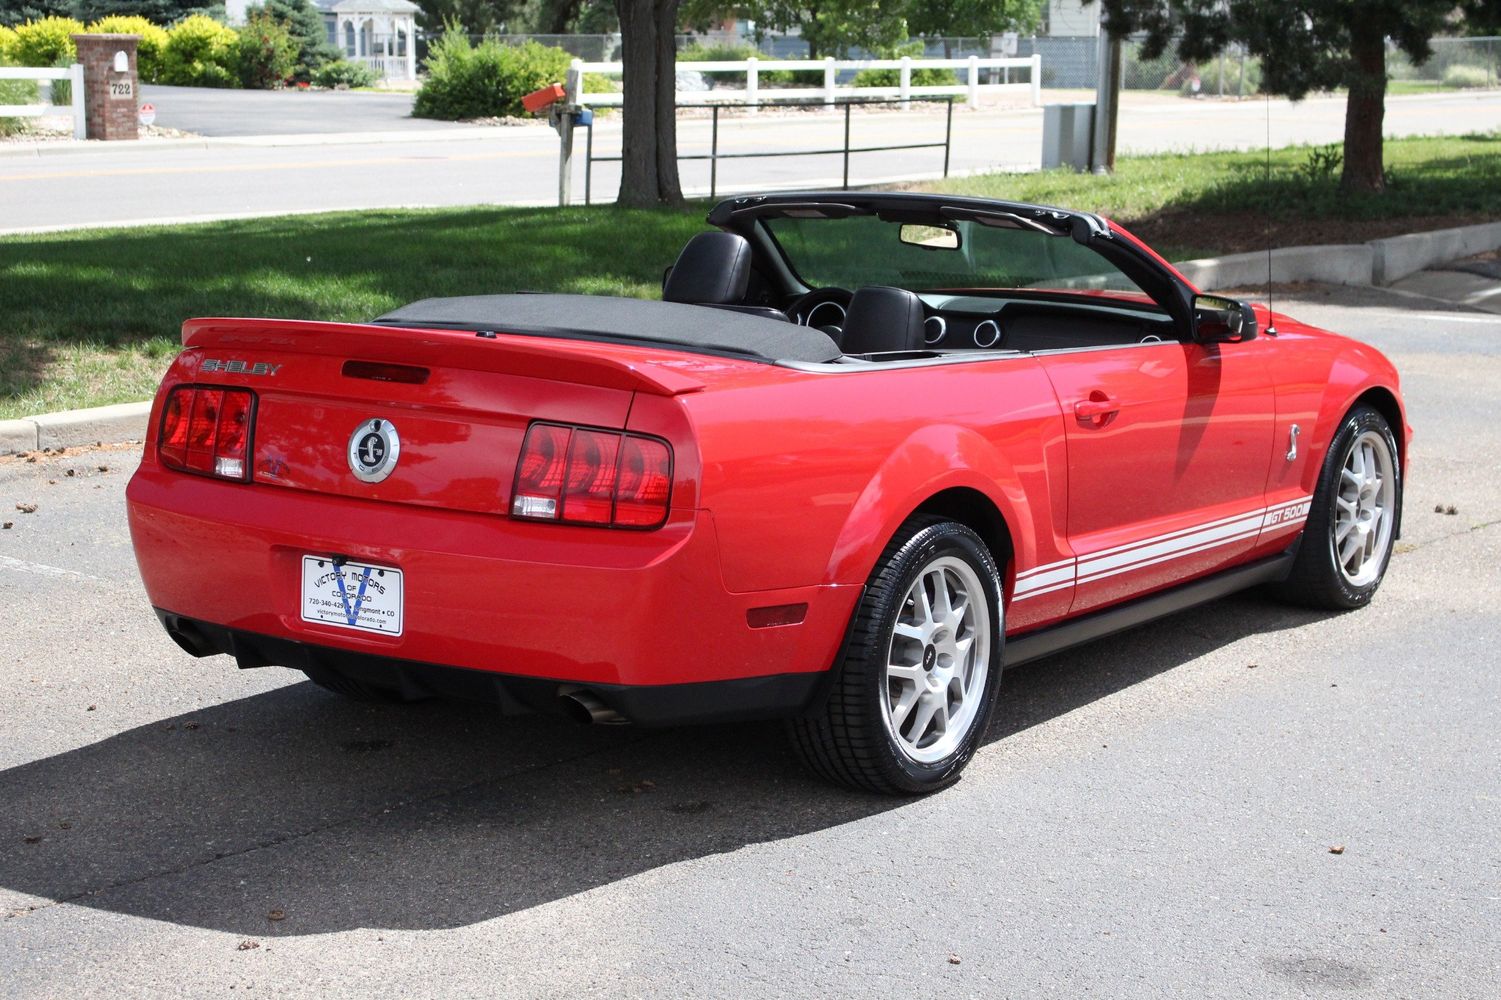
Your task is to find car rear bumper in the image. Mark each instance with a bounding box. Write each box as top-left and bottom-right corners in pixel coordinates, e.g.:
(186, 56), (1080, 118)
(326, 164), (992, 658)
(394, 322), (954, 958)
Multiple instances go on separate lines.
(155, 610), (831, 725)
(127, 467), (859, 693)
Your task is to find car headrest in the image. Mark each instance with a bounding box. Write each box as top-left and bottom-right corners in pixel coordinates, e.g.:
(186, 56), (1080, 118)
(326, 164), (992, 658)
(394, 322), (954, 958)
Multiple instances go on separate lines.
(662, 231), (752, 306)
(840, 286), (925, 356)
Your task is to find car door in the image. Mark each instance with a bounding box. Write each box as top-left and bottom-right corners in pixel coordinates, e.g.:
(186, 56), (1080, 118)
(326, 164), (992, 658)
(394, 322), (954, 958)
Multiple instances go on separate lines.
(1036, 336), (1276, 616)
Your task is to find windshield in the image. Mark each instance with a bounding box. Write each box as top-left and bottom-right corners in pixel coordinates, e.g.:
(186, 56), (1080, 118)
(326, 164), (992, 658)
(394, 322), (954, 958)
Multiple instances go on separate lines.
(763, 215), (1146, 296)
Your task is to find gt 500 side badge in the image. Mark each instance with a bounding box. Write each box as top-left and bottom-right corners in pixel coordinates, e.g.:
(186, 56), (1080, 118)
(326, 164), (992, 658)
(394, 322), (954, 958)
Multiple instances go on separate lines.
(349, 418), (400, 483)
(201, 358), (281, 376)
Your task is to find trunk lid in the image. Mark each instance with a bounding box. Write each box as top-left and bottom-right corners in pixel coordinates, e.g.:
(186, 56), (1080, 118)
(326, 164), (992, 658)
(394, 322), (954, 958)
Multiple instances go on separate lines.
(176, 318), (710, 516)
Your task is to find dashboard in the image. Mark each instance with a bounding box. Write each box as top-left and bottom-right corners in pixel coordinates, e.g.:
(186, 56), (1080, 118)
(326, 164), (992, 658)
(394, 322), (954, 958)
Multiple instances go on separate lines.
(788, 289), (1178, 353)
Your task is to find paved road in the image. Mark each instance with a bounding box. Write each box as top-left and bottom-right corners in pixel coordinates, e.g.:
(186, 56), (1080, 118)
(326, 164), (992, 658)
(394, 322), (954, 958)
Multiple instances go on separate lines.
(3, 91), (1499, 232)
(1, 285), (1498, 997)
(139, 85), (456, 137)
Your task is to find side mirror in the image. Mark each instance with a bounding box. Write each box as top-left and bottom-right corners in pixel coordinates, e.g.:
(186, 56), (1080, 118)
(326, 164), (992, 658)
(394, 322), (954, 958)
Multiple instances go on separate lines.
(1193, 294), (1257, 343)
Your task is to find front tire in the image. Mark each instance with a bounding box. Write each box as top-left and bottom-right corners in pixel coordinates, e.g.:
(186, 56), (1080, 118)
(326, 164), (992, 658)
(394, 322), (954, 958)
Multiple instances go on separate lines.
(788, 517), (1004, 795)
(1275, 404), (1401, 610)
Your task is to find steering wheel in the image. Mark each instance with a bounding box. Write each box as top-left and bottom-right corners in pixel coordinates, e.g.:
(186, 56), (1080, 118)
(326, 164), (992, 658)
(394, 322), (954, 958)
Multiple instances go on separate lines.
(787, 287), (853, 334)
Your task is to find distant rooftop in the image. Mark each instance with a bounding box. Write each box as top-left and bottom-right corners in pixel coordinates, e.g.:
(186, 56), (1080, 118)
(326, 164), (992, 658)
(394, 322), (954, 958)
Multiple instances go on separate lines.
(315, 0), (420, 13)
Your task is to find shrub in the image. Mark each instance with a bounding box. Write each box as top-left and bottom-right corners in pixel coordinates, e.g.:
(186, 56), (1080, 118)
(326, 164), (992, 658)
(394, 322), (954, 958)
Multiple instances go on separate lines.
(677, 40), (799, 86)
(1443, 64), (1491, 89)
(160, 14), (239, 88)
(232, 9), (296, 88)
(0, 44), (35, 138)
(1195, 55), (1262, 96)
(583, 71), (620, 94)
(679, 41), (750, 86)
(313, 58), (377, 89)
(86, 15), (170, 83)
(0, 25), (17, 64)
(494, 38), (573, 107)
(13, 16), (84, 67)
(852, 42), (958, 89)
(413, 30), (571, 120)
(414, 29), (506, 120)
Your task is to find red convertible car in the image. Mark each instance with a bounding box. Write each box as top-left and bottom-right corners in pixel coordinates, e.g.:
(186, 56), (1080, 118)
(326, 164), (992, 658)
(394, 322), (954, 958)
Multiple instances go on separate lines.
(127, 192), (1407, 794)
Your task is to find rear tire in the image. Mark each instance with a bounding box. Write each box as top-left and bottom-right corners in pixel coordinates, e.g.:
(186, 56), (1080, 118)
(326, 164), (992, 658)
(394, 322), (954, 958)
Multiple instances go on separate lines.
(300, 666), (413, 703)
(787, 517), (1004, 795)
(1274, 404), (1401, 610)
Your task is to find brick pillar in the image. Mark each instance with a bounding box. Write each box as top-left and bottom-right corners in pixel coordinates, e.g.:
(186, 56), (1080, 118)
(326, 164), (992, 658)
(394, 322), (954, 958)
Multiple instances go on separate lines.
(71, 34), (141, 141)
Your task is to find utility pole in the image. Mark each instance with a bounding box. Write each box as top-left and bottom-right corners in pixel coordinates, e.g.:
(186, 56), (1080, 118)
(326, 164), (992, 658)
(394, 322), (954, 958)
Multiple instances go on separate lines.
(1090, 16), (1122, 174)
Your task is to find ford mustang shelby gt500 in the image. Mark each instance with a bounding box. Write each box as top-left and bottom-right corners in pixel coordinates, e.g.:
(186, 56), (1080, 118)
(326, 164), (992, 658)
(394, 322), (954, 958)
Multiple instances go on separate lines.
(127, 192), (1407, 794)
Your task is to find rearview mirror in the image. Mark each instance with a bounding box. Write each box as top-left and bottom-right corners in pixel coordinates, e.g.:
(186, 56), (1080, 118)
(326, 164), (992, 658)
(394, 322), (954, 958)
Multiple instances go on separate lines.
(899, 224), (961, 251)
(1193, 294), (1257, 343)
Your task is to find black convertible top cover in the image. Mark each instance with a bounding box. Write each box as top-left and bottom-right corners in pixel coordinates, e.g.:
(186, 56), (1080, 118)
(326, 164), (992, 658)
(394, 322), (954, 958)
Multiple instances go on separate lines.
(376, 293), (841, 364)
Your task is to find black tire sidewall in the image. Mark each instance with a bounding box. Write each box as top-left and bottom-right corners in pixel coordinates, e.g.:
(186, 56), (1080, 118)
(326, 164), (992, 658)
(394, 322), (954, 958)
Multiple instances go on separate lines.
(858, 522), (1004, 792)
(1303, 405), (1402, 608)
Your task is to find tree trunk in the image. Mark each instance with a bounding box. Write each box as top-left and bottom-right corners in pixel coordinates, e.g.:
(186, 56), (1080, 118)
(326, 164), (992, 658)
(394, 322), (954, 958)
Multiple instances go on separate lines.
(615, 0), (683, 207)
(541, 1), (584, 36)
(1340, 22), (1387, 193)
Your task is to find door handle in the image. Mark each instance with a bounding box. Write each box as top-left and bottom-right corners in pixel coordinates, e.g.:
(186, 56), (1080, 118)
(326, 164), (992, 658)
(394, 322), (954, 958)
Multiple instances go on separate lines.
(1074, 391), (1119, 421)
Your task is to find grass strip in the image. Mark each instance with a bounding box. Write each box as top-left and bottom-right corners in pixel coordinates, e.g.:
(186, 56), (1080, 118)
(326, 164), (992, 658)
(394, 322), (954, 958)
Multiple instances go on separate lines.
(2, 131), (1497, 418)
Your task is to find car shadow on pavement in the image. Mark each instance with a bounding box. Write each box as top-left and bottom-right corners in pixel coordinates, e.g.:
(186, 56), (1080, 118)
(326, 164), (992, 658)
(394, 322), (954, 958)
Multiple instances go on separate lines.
(0, 591), (1329, 937)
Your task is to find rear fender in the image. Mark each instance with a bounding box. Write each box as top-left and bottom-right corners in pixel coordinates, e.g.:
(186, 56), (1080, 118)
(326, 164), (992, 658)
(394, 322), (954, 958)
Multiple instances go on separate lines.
(824, 424), (1036, 588)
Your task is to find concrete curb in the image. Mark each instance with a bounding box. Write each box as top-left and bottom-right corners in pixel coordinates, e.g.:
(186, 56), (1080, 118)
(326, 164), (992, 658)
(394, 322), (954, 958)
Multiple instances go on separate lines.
(1180, 220), (1501, 291)
(0, 401), (149, 457)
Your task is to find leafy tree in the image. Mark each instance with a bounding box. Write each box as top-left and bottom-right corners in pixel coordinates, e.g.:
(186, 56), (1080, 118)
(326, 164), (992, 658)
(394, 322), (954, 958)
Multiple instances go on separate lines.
(71, 1), (212, 22)
(906, 0), (1042, 42)
(531, 0), (584, 33)
(1092, 0), (1501, 193)
(3, 1), (215, 27)
(1460, 0), (1501, 34)
(0, 1), (71, 28)
(615, 0), (682, 205)
(745, 2), (907, 59)
(260, 0), (338, 81)
(412, 0), (518, 34)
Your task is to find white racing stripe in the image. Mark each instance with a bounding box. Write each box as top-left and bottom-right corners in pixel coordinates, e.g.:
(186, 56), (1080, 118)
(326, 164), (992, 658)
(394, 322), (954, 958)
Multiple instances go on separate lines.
(1011, 495), (1313, 602)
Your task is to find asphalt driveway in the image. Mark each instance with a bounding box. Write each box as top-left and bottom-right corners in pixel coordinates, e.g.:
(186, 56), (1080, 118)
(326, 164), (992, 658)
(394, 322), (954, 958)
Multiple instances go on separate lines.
(138, 84), (468, 136)
(1, 284), (1498, 997)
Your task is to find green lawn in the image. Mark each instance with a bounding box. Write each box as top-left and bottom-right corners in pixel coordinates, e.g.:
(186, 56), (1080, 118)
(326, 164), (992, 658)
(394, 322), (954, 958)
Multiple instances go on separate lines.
(926, 131), (1501, 259)
(2, 131), (1497, 420)
(0, 206), (706, 419)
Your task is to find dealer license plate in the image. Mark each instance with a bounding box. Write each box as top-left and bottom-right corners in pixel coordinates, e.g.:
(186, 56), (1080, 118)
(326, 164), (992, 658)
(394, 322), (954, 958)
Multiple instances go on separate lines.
(300, 556), (404, 636)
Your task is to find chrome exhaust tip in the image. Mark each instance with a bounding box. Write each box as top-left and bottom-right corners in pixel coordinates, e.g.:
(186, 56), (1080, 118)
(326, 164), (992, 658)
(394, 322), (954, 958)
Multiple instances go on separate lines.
(557, 686), (629, 725)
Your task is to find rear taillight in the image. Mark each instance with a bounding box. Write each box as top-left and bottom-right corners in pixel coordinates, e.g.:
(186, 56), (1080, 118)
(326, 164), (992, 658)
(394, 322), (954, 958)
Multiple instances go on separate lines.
(158, 385), (255, 482)
(512, 422), (672, 529)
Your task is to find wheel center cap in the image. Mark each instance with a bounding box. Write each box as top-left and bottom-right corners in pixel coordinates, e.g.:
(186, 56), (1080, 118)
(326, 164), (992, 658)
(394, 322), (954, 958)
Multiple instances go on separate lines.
(922, 645), (937, 672)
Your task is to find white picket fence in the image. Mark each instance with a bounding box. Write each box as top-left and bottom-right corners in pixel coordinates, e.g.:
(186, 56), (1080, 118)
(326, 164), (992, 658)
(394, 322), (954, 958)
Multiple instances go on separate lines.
(567, 54), (1043, 109)
(0, 65), (86, 138)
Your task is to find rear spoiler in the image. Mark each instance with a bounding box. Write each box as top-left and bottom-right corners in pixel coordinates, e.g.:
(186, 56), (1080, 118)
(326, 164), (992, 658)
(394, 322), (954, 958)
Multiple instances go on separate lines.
(181, 318), (708, 397)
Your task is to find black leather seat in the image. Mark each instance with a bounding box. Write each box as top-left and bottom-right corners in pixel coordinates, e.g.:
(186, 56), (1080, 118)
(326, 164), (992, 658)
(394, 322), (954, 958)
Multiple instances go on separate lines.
(839, 286), (925, 356)
(663, 232), (789, 322)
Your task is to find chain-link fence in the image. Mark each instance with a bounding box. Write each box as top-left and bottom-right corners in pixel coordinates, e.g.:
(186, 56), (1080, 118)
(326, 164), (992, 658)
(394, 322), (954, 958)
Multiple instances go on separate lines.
(1390, 36), (1500, 92)
(426, 32), (1003, 63)
(1017, 35), (1499, 96)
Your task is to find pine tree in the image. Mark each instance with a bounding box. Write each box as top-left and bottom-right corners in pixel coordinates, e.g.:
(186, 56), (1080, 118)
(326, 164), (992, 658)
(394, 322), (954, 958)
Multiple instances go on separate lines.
(259, 0), (339, 81)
